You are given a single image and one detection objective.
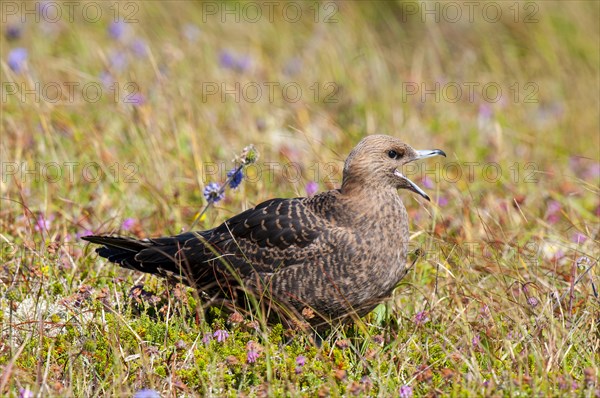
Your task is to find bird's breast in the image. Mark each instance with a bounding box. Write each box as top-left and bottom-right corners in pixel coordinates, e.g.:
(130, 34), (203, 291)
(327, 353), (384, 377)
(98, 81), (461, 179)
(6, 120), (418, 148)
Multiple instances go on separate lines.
(339, 193), (410, 293)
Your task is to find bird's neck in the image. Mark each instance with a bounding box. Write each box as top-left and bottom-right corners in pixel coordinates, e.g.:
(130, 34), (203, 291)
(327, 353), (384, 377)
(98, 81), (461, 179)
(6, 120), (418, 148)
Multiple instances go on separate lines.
(341, 180), (397, 204)
(339, 184), (406, 224)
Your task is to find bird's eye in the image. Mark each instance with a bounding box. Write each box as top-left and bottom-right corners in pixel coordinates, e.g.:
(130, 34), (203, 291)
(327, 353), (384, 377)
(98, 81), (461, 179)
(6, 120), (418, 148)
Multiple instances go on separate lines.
(388, 150), (399, 159)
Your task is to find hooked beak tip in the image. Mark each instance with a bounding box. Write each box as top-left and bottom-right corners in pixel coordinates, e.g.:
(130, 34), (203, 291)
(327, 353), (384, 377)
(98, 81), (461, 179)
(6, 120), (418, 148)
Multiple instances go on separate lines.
(415, 149), (447, 160)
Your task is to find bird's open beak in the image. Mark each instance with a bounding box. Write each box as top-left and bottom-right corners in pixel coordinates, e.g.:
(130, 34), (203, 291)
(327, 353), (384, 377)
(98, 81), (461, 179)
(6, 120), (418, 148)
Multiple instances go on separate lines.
(394, 149), (446, 201)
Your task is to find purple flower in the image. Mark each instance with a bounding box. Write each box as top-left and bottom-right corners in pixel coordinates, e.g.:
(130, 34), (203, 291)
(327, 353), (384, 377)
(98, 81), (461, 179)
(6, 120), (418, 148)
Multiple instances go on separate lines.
(19, 388), (34, 398)
(34, 214), (53, 232)
(76, 229), (93, 239)
(99, 71), (115, 88)
(234, 55), (252, 72)
(547, 214), (560, 225)
(121, 218), (136, 231)
(553, 249), (565, 260)
(306, 181), (318, 197)
(219, 50), (236, 69)
(202, 333), (212, 344)
(109, 50), (128, 72)
(421, 176), (434, 189)
(399, 385), (413, 398)
(227, 168), (244, 189)
(571, 232), (587, 244)
(472, 334), (480, 347)
(108, 20), (129, 40)
(131, 38), (149, 57)
(246, 349), (259, 363)
(5, 24), (23, 40)
(478, 104), (493, 121)
(295, 355), (306, 367)
(480, 305), (490, 317)
(546, 200), (561, 224)
(213, 329), (229, 342)
(127, 93), (145, 106)
(133, 389), (160, 398)
(8, 47), (27, 73)
(527, 297), (539, 307)
(414, 310), (429, 325)
(437, 196), (449, 207)
(219, 50), (252, 72)
(204, 182), (225, 203)
(547, 200), (561, 214)
(558, 377), (570, 390)
(585, 163), (600, 179)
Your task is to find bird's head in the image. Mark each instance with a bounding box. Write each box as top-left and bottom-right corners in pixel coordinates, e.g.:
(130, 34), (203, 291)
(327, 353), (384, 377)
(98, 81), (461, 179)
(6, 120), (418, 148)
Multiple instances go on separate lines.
(341, 135), (446, 200)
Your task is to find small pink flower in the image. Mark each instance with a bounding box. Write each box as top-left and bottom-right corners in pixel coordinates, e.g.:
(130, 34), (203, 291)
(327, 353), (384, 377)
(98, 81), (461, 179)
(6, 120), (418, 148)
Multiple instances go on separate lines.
(246, 340), (260, 363)
(133, 389), (160, 398)
(202, 333), (212, 344)
(546, 200), (561, 224)
(478, 103), (493, 120)
(121, 218), (136, 231)
(414, 310), (429, 325)
(76, 229), (93, 239)
(553, 250), (565, 260)
(480, 305), (490, 317)
(585, 163), (600, 179)
(305, 181), (318, 197)
(571, 232), (587, 244)
(527, 297), (539, 307)
(213, 329), (229, 343)
(547, 200), (561, 214)
(295, 355), (306, 373)
(34, 214), (54, 232)
(399, 385), (413, 398)
(128, 93), (146, 106)
(421, 176), (434, 189)
(19, 388), (34, 398)
(295, 355), (306, 367)
(247, 349), (259, 363)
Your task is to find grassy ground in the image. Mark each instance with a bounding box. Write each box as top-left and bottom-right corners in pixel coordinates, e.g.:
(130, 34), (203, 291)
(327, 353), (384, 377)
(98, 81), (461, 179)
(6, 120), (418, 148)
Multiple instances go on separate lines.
(1, 1), (599, 397)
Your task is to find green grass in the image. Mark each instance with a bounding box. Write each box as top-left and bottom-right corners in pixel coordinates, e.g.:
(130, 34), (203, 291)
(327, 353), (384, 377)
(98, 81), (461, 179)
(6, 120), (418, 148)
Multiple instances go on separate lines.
(1, 1), (599, 396)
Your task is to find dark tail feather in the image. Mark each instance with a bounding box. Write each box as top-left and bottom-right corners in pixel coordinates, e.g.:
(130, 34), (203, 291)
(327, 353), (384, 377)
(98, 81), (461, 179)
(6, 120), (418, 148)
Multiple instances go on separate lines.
(82, 235), (150, 251)
(82, 235), (151, 271)
(82, 235), (193, 284)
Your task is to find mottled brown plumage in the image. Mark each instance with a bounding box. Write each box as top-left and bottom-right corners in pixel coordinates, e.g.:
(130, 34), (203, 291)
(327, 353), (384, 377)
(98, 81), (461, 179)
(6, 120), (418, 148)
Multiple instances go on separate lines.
(83, 135), (445, 330)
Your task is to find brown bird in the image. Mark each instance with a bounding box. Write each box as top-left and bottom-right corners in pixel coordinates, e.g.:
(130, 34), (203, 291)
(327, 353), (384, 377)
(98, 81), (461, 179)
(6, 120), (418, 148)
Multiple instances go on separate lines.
(83, 135), (445, 331)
